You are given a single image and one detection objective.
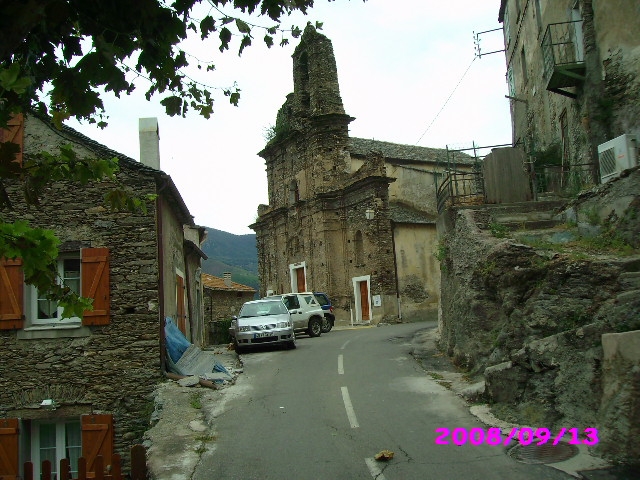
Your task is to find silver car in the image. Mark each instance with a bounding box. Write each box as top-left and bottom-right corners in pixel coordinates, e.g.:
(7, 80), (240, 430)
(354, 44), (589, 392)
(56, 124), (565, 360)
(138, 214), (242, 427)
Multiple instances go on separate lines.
(230, 299), (296, 353)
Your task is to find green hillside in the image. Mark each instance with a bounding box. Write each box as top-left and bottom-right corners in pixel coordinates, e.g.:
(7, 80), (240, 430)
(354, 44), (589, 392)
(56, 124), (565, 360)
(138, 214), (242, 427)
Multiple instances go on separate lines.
(201, 228), (259, 292)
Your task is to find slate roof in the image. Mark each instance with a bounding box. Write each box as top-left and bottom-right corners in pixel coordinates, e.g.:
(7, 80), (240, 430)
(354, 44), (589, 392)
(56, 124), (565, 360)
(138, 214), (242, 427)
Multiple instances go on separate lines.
(389, 202), (437, 224)
(202, 273), (255, 293)
(349, 137), (473, 165)
(30, 110), (196, 226)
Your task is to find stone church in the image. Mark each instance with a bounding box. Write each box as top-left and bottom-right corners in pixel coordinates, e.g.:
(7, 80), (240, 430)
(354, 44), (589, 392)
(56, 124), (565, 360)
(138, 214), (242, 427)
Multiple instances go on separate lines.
(250, 26), (471, 325)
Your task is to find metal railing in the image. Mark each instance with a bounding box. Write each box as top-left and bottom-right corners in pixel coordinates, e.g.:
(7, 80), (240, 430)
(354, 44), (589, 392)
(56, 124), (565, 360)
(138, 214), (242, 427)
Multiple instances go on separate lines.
(436, 170), (485, 214)
(533, 163), (596, 196)
(542, 20), (585, 79)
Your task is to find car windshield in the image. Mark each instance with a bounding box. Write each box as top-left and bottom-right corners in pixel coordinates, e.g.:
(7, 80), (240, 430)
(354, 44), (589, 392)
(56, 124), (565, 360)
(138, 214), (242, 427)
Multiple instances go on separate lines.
(239, 301), (288, 318)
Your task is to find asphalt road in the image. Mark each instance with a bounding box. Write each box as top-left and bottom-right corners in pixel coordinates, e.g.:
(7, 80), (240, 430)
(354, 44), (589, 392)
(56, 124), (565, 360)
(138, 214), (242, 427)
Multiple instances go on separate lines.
(193, 321), (573, 480)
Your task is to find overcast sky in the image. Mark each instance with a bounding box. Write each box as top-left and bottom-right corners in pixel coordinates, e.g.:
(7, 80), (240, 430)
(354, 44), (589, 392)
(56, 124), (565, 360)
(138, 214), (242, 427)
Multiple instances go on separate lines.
(68, 0), (511, 235)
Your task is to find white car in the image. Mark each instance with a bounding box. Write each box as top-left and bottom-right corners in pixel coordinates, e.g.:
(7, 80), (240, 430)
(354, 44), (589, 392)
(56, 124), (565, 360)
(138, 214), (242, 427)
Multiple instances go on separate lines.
(267, 293), (325, 338)
(230, 299), (296, 353)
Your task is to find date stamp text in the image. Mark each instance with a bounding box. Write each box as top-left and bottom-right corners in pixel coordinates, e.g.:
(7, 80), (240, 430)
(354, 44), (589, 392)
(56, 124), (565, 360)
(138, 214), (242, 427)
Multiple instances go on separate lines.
(434, 427), (599, 446)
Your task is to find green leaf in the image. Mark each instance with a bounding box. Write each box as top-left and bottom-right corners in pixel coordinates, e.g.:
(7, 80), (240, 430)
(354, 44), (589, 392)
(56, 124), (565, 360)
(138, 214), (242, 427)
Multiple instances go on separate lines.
(219, 27), (232, 52)
(200, 15), (216, 39)
(235, 19), (251, 34)
(238, 35), (252, 56)
(264, 35), (274, 48)
(161, 95), (183, 116)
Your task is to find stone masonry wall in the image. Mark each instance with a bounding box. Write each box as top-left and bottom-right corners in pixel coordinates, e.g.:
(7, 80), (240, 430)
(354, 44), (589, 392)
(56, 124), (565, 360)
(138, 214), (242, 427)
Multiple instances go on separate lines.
(0, 115), (163, 462)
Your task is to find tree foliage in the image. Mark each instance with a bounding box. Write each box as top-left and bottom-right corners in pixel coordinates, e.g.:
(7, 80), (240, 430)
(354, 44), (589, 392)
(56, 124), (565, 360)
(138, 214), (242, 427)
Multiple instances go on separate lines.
(0, 0), (352, 317)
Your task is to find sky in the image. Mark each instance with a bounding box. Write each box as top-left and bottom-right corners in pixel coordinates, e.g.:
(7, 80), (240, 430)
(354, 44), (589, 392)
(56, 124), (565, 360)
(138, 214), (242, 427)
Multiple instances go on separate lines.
(68, 0), (512, 235)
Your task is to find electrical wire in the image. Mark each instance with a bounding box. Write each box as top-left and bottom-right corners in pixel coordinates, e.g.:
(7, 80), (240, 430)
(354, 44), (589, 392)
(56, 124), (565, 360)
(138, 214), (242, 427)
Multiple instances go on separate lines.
(415, 56), (477, 145)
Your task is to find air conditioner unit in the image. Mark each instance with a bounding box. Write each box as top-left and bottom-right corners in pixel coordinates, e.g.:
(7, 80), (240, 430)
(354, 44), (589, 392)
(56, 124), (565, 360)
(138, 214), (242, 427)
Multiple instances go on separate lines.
(597, 134), (638, 183)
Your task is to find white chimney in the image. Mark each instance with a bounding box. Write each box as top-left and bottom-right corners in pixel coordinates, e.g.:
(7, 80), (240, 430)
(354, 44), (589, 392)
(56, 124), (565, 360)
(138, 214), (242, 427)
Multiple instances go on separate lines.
(223, 272), (232, 287)
(139, 117), (160, 170)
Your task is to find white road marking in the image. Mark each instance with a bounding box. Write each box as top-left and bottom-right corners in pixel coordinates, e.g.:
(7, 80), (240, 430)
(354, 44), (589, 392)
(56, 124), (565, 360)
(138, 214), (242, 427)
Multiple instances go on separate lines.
(340, 339), (351, 350)
(365, 458), (388, 480)
(341, 386), (359, 428)
(338, 354), (344, 374)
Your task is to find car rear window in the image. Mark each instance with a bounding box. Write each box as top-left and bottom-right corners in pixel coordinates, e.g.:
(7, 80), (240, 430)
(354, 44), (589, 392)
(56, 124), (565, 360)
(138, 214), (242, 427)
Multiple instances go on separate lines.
(314, 294), (329, 306)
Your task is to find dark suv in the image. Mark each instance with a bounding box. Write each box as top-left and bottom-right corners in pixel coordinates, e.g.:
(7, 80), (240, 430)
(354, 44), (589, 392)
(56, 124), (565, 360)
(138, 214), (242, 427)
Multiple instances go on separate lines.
(314, 292), (335, 333)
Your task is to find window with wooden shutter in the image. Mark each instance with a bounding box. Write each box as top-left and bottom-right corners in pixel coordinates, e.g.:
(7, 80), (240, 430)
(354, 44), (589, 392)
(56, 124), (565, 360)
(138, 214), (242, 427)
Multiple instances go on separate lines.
(0, 258), (24, 330)
(0, 418), (19, 480)
(81, 248), (110, 326)
(80, 414), (113, 475)
(0, 113), (24, 167)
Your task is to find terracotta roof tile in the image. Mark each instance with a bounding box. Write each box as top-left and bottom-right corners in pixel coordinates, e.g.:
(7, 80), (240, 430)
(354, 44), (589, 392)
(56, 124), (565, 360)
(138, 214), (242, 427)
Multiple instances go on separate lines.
(202, 273), (255, 292)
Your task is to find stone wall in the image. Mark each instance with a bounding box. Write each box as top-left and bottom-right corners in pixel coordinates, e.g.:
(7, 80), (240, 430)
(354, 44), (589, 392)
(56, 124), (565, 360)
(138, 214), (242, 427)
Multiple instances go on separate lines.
(0, 115), (164, 463)
(438, 167), (640, 463)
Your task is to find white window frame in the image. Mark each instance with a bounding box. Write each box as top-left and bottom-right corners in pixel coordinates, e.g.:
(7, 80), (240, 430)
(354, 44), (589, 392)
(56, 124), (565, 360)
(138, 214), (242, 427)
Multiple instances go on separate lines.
(30, 419), (82, 479)
(25, 253), (82, 326)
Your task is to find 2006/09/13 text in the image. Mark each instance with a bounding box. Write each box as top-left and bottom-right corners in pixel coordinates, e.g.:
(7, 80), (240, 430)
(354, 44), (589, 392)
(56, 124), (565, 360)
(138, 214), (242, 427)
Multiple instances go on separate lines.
(434, 427), (598, 446)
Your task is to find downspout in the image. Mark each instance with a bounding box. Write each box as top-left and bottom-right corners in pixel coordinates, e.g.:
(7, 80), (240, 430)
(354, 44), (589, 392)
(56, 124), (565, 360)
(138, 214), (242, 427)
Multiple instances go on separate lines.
(390, 221), (402, 320)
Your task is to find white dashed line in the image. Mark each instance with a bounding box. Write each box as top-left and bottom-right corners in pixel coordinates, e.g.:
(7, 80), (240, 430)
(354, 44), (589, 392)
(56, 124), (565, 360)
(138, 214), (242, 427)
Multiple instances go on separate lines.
(340, 339), (351, 350)
(341, 386), (359, 428)
(338, 354), (344, 374)
(364, 458), (388, 480)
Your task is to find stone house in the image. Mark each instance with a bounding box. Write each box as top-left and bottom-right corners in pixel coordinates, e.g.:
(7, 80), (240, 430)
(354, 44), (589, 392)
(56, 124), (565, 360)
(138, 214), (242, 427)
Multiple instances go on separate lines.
(250, 26), (473, 325)
(498, 0), (640, 191)
(0, 113), (206, 478)
(202, 272), (255, 344)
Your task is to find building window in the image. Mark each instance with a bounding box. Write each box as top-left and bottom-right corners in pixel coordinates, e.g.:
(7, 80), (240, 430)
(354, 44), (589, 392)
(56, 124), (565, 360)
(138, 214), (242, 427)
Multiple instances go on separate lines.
(534, 0), (543, 33)
(507, 66), (516, 97)
(503, 2), (511, 49)
(355, 230), (364, 265)
(29, 255), (81, 325)
(0, 247), (110, 331)
(520, 47), (528, 85)
(289, 180), (300, 205)
(30, 420), (82, 479)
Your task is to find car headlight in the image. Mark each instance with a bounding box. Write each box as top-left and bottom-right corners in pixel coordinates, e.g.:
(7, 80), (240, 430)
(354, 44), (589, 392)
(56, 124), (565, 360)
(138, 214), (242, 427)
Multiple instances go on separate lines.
(276, 321), (290, 328)
(238, 325), (251, 332)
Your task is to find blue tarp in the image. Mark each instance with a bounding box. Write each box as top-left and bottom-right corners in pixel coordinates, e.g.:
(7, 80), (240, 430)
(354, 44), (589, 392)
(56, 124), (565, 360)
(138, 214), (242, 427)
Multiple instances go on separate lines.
(164, 317), (191, 364)
(164, 317), (232, 382)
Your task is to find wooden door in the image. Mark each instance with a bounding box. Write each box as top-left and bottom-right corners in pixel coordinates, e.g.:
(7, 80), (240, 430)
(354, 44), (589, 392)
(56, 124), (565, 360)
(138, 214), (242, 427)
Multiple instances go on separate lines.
(295, 268), (306, 292)
(359, 281), (370, 321)
(0, 418), (19, 480)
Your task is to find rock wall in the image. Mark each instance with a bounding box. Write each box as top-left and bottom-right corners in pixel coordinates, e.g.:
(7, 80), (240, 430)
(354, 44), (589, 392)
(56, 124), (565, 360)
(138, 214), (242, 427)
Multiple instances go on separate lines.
(438, 167), (640, 463)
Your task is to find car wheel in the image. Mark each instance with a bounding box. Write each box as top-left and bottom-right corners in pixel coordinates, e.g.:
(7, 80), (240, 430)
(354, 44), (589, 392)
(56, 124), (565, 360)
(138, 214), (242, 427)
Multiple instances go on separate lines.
(234, 342), (245, 354)
(321, 316), (332, 333)
(308, 317), (322, 337)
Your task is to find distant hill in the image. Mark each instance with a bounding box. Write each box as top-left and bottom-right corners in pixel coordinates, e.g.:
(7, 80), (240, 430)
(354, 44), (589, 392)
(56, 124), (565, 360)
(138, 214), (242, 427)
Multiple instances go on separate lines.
(201, 228), (259, 293)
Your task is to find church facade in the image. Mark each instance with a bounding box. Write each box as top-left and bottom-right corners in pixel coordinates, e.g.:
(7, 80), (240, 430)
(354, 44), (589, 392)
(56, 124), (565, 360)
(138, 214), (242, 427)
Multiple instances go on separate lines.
(251, 26), (471, 325)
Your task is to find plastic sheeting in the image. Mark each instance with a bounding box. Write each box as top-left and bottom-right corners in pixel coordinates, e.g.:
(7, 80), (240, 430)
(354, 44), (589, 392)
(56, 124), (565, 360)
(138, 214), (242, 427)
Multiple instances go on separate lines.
(164, 317), (232, 382)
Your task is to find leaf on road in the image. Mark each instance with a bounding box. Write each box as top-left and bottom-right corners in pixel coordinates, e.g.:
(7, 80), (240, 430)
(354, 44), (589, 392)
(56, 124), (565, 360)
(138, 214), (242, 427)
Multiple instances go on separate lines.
(374, 450), (394, 461)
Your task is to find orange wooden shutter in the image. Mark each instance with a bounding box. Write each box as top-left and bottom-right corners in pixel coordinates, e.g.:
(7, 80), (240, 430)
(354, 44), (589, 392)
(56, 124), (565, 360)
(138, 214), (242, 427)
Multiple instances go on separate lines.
(81, 414), (113, 475)
(0, 113), (25, 167)
(0, 418), (20, 480)
(81, 248), (110, 325)
(176, 274), (186, 334)
(0, 258), (24, 330)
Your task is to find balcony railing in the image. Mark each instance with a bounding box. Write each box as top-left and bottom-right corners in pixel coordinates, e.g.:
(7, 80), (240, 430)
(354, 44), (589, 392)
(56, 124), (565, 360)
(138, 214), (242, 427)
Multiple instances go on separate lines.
(542, 20), (586, 97)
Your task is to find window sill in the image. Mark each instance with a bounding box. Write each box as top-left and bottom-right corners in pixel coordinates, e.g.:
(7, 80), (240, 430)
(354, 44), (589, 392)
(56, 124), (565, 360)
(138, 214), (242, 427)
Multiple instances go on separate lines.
(17, 324), (91, 340)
